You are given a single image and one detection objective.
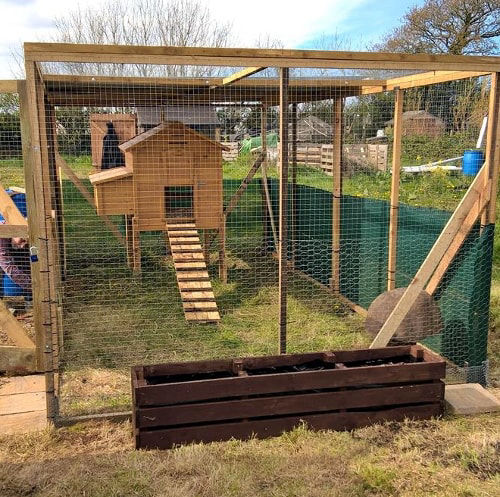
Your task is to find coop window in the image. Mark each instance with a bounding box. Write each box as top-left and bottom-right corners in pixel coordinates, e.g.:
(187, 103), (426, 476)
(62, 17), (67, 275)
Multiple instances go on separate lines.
(165, 186), (194, 218)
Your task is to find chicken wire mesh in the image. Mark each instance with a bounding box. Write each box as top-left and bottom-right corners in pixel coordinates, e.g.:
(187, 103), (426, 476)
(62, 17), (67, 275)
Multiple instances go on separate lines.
(0, 58), (496, 418)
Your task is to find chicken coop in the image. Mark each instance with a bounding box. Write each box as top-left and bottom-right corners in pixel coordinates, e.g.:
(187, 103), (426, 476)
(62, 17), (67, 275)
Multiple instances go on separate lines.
(0, 43), (499, 425)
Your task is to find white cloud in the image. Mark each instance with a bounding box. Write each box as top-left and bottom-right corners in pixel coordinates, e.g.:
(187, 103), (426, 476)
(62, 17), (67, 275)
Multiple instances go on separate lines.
(0, 0), (368, 78)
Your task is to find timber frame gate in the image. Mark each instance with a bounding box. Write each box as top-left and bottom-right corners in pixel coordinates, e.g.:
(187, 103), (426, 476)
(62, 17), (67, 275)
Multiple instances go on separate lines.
(0, 43), (498, 425)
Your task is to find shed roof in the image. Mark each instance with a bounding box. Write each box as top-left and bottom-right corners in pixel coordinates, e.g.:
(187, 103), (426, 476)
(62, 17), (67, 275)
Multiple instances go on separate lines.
(119, 121), (229, 152)
(137, 106), (220, 126)
(385, 110), (445, 126)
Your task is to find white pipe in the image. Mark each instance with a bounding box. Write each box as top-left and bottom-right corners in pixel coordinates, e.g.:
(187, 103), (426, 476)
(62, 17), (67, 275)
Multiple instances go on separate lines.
(476, 116), (488, 149)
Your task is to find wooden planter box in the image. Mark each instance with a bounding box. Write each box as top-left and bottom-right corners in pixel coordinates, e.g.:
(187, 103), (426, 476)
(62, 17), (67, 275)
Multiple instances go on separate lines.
(132, 345), (445, 450)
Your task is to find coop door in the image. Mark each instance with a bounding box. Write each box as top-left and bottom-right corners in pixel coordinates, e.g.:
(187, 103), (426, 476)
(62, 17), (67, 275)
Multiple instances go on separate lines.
(164, 186), (194, 219)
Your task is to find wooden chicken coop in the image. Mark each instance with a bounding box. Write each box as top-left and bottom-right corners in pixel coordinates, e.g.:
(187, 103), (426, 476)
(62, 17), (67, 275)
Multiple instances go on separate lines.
(89, 121), (227, 323)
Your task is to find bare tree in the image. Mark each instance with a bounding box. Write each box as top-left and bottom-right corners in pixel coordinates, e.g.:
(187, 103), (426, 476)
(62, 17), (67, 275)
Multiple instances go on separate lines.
(47, 0), (233, 76)
(375, 0), (500, 55)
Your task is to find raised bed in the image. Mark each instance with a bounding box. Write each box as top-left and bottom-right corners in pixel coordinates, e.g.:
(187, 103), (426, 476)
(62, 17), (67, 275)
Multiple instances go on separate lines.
(132, 345), (445, 450)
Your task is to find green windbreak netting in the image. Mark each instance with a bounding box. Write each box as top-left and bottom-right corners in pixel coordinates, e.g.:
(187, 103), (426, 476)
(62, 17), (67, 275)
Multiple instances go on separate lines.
(265, 181), (493, 379)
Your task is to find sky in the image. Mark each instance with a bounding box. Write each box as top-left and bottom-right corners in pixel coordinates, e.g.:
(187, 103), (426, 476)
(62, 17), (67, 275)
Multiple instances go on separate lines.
(0, 0), (425, 78)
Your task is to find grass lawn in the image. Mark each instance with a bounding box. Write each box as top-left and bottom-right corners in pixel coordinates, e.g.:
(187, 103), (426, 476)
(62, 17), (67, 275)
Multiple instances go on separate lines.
(1, 155), (499, 496)
(0, 414), (498, 497)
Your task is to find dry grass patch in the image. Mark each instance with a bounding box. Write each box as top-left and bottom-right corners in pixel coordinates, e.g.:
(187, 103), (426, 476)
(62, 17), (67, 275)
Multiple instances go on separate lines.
(0, 414), (499, 497)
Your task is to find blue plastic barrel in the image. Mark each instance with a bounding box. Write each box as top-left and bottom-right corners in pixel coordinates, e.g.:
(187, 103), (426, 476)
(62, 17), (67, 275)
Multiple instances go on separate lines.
(462, 150), (484, 176)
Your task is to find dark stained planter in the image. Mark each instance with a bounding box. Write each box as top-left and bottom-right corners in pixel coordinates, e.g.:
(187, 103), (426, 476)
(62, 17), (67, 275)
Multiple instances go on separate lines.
(132, 345), (445, 450)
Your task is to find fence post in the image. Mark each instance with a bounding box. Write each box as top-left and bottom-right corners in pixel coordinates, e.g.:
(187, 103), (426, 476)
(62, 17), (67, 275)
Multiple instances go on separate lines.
(388, 87), (403, 291)
(278, 68), (289, 354)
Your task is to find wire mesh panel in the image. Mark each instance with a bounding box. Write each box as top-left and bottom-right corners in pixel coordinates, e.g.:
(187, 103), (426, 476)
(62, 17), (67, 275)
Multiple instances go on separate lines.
(0, 90), (34, 354)
(13, 47), (498, 419)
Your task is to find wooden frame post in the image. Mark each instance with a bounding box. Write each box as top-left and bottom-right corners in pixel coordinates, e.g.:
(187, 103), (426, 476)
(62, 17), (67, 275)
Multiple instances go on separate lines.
(331, 97), (343, 292)
(387, 87), (403, 291)
(290, 103), (298, 267)
(278, 68), (289, 354)
(20, 65), (57, 422)
(484, 73), (500, 226)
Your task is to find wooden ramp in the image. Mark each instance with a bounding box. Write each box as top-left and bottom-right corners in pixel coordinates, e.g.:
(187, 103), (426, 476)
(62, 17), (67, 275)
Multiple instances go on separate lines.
(0, 375), (47, 435)
(166, 221), (220, 324)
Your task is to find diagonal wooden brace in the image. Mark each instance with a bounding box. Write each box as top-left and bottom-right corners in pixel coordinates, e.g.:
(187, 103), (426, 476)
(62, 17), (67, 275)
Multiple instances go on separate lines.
(370, 162), (489, 348)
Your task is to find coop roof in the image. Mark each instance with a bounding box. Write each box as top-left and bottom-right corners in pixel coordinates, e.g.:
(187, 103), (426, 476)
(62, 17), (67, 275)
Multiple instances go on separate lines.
(137, 106), (220, 127)
(89, 166), (133, 185)
(119, 121), (229, 152)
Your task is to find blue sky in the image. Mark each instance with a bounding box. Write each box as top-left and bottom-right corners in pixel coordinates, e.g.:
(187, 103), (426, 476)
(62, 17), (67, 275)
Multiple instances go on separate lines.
(0, 0), (425, 78)
(300, 0), (425, 50)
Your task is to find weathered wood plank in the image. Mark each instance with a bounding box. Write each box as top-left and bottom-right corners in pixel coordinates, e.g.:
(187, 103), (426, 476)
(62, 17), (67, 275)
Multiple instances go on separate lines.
(0, 410), (47, 435)
(0, 391), (45, 415)
(137, 403), (442, 449)
(137, 382), (444, 428)
(135, 362), (445, 407)
(0, 374), (45, 395)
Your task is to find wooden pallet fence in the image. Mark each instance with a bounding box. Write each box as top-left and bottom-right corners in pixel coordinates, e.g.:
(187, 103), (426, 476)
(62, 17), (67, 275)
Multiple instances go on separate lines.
(285, 143), (388, 173)
(132, 345), (445, 449)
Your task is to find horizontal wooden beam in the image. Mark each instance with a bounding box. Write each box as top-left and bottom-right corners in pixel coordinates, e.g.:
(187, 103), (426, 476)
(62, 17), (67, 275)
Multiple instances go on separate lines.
(370, 162), (488, 348)
(363, 70), (489, 94)
(0, 346), (37, 374)
(25, 43), (500, 71)
(0, 224), (29, 238)
(222, 67), (266, 86)
(43, 73), (383, 89)
(0, 80), (20, 93)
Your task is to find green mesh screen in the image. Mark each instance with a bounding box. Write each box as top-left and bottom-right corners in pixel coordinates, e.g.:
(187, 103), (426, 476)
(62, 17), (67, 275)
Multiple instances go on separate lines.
(265, 181), (493, 378)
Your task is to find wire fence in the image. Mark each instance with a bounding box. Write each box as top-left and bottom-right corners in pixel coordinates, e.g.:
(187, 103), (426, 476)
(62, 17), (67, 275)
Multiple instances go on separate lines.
(0, 60), (495, 418)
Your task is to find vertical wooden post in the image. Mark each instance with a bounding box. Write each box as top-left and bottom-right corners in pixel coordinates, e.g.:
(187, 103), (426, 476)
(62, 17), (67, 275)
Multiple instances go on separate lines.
(388, 87), (404, 291)
(278, 68), (289, 354)
(483, 73), (500, 226)
(125, 214), (134, 268)
(290, 103), (298, 267)
(21, 64), (57, 423)
(331, 96), (343, 292)
(132, 216), (141, 272)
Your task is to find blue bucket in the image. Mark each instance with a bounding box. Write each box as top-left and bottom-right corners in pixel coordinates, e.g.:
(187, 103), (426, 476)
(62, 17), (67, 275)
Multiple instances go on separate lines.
(462, 150), (484, 176)
(0, 191), (28, 297)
